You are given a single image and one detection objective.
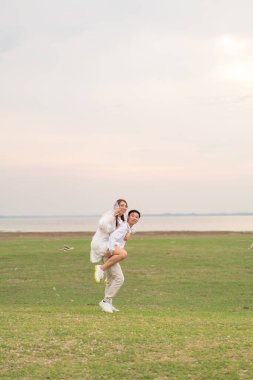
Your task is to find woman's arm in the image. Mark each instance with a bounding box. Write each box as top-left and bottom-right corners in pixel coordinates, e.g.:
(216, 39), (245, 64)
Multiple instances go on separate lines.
(98, 213), (116, 234)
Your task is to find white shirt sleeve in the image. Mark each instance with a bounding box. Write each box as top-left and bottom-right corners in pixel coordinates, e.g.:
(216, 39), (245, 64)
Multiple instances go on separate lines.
(108, 223), (128, 251)
(98, 213), (116, 234)
(130, 226), (136, 234)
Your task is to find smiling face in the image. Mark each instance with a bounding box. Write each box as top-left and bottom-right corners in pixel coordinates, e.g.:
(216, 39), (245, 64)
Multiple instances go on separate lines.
(127, 211), (140, 226)
(118, 200), (128, 216)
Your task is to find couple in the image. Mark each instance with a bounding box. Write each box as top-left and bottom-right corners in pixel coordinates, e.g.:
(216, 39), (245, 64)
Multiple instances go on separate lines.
(90, 199), (141, 313)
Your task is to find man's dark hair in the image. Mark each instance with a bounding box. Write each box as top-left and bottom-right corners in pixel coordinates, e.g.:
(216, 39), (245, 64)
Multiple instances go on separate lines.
(128, 209), (141, 218)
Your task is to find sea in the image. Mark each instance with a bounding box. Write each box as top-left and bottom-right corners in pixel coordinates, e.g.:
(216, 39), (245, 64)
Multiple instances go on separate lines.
(0, 214), (253, 232)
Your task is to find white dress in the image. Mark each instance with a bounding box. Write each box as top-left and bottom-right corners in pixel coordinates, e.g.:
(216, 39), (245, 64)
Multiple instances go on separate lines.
(90, 211), (121, 263)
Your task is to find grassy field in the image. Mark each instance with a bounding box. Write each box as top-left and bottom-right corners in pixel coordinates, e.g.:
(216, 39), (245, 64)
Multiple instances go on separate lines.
(1, 232), (253, 379)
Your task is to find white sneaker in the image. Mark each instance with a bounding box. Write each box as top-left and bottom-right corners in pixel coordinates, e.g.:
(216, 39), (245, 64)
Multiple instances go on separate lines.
(107, 299), (120, 312)
(94, 265), (104, 283)
(111, 305), (120, 312)
(99, 300), (113, 313)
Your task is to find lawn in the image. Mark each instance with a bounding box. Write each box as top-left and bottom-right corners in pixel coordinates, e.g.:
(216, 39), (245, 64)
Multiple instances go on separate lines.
(1, 232), (253, 379)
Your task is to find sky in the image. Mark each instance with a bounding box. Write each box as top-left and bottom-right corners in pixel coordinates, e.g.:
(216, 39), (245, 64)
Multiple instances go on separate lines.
(1, 0), (253, 215)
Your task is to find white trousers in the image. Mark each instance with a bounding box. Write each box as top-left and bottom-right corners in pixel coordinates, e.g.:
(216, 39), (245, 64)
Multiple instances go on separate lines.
(103, 259), (124, 301)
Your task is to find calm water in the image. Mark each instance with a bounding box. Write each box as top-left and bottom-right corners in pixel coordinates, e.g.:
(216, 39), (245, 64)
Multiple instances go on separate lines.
(0, 215), (253, 232)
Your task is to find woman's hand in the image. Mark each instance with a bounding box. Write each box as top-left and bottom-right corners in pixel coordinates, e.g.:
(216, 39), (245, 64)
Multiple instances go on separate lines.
(113, 207), (121, 216)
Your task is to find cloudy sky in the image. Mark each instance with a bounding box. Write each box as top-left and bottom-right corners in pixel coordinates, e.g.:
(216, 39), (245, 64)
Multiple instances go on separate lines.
(1, 0), (253, 215)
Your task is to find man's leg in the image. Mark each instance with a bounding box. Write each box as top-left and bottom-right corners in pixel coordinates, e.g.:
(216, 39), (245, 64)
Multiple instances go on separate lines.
(103, 262), (124, 309)
(99, 262), (124, 313)
(98, 253), (125, 313)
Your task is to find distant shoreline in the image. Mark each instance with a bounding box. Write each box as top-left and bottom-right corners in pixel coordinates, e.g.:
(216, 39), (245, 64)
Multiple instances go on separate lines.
(1, 214), (253, 234)
(1, 231), (253, 240)
(1, 213), (253, 218)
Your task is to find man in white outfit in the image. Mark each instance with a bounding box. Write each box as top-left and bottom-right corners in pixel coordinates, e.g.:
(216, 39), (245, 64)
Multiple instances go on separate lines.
(95, 210), (141, 313)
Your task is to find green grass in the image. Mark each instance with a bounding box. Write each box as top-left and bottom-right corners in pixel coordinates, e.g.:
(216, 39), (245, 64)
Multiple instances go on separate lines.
(1, 233), (253, 379)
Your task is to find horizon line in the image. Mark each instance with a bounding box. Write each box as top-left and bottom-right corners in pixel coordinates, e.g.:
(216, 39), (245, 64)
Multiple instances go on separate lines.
(1, 212), (253, 218)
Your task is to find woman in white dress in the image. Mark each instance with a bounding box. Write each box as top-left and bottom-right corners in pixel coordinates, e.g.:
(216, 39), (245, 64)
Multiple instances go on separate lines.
(90, 199), (128, 264)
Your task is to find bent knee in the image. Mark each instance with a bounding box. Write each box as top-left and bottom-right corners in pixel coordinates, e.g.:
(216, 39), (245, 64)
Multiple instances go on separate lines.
(114, 246), (127, 259)
(112, 270), (124, 285)
(121, 250), (127, 259)
(118, 273), (124, 284)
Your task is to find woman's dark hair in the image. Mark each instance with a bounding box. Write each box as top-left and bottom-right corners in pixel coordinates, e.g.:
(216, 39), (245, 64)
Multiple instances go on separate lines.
(128, 209), (141, 218)
(115, 199), (128, 227)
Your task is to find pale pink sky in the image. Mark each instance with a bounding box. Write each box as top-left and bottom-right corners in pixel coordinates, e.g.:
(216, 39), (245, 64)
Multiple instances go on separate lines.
(1, 0), (253, 215)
